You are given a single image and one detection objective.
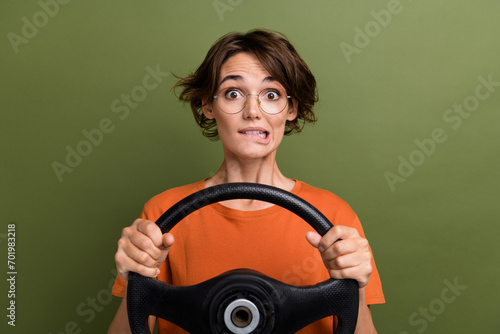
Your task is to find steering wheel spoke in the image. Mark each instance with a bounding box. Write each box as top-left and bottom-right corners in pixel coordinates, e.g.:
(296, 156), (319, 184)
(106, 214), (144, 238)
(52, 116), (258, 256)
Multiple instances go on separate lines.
(271, 278), (359, 334)
(127, 273), (166, 334)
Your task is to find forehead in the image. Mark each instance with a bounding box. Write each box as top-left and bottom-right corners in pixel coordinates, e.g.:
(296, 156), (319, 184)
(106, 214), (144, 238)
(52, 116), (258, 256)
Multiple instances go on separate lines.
(219, 53), (272, 85)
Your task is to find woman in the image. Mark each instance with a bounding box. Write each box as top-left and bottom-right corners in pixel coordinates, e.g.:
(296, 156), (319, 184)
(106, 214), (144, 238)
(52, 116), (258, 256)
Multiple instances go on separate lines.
(108, 29), (385, 333)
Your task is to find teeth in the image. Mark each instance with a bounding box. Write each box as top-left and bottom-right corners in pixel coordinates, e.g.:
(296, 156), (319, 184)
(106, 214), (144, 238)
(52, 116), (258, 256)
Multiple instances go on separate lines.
(243, 130), (267, 138)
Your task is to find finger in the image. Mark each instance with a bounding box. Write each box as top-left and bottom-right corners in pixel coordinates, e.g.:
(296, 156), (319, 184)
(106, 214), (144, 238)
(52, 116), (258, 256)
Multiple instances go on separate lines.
(115, 249), (160, 280)
(319, 225), (361, 255)
(120, 238), (160, 268)
(304, 231), (322, 249)
(136, 220), (164, 248)
(327, 263), (372, 288)
(124, 261), (161, 279)
(155, 233), (175, 267)
(324, 248), (371, 271)
(127, 227), (163, 260)
(322, 238), (369, 262)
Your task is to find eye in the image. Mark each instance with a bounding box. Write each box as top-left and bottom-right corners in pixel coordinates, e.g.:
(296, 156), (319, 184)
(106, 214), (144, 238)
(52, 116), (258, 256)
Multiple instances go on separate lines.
(263, 89), (281, 101)
(223, 89), (244, 100)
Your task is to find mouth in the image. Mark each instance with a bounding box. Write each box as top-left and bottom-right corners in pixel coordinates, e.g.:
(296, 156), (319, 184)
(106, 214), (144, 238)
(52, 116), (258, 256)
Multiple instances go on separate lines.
(238, 130), (269, 139)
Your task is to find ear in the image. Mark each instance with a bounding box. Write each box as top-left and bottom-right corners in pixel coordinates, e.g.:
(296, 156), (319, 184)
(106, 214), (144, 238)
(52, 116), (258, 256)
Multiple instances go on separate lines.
(286, 99), (298, 122)
(202, 97), (215, 120)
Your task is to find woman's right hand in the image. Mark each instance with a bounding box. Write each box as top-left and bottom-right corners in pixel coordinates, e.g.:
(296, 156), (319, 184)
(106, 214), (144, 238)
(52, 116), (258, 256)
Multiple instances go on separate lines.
(115, 218), (175, 280)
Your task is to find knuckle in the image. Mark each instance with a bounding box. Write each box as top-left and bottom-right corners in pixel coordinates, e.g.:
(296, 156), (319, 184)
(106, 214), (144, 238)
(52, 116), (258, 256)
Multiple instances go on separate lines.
(332, 242), (344, 254)
(136, 265), (156, 278)
(332, 225), (342, 235)
(117, 238), (126, 249)
(142, 221), (153, 233)
(152, 247), (163, 259)
(144, 222), (157, 234)
(138, 251), (151, 265)
(338, 268), (350, 279)
(365, 263), (373, 275)
(121, 227), (131, 238)
(117, 268), (128, 280)
(115, 251), (128, 266)
(330, 269), (345, 279)
(114, 252), (122, 265)
(359, 273), (370, 287)
(333, 256), (344, 268)
(145, 224), (161, 244)
(138, 236), (152, 250)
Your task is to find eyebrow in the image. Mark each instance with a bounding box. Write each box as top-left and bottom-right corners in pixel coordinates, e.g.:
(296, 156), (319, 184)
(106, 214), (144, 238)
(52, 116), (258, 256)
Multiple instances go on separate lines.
(219, 75), (275, 86)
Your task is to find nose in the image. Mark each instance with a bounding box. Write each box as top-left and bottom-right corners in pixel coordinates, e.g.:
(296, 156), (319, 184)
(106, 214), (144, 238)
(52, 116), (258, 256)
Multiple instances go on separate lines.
(242, 94), (262, 119)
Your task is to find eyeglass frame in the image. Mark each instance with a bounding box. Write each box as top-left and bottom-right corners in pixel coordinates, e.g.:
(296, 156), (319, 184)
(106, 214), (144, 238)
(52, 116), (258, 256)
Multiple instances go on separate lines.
(212, 87), (292, 115)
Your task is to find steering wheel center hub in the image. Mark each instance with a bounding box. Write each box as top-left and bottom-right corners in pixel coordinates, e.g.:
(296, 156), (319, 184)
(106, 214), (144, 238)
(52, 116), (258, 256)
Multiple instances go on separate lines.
(224, 299), (259, 332)
(232, 306), (251, 326)
(209, 275), (275, 334)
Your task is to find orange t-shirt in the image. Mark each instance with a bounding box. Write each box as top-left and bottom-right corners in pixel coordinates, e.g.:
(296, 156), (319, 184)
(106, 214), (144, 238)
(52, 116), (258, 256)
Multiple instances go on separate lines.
(112, 180), (385, 333)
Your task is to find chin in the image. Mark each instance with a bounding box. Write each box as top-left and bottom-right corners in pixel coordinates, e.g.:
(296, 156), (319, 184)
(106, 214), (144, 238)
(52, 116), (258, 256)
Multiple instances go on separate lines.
(239, 151), (267, 159)
(232, 147), (273, 160)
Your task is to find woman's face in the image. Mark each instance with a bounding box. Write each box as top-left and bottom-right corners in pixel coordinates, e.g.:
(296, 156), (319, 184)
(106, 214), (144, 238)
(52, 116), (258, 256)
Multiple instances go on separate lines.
(203, 52), (297, 161)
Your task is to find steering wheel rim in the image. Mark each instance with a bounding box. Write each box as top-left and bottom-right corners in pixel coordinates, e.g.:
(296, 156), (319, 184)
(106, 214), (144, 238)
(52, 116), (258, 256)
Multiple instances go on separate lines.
(127, 182), (359, 333)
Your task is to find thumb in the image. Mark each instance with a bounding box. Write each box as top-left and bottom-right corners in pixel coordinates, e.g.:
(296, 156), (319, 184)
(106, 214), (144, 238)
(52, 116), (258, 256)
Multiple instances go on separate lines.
(157, 233), (175, 264)
(162, 233), (175, 249)
(305, 231), (322, 249)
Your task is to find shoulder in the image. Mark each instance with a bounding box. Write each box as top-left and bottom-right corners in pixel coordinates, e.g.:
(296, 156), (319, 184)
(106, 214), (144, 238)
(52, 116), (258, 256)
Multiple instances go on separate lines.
(295, 180), (357, 226)
(295, 180), (353, 211)
(141, 180), (204, 221)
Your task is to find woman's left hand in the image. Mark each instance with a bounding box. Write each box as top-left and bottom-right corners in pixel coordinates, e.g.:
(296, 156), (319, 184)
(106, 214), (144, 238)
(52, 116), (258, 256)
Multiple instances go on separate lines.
(305, 226), (372, 288)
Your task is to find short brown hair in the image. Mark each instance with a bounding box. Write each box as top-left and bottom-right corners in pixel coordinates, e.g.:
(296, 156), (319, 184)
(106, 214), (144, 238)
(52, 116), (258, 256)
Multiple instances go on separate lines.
(173, 29), (318, 140)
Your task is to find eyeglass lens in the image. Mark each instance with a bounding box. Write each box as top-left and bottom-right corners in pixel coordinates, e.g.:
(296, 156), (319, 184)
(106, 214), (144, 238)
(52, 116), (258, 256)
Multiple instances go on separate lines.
(215, 88), (288, 114)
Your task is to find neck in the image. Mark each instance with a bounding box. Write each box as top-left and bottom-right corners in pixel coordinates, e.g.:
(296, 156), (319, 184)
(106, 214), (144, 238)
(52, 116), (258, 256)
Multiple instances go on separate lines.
(205, 152), (295, 210)
(207, 157), (291, 189)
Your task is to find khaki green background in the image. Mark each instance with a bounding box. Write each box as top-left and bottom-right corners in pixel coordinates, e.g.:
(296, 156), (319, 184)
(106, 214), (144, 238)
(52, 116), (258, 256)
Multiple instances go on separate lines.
(1, 0), (499, 333)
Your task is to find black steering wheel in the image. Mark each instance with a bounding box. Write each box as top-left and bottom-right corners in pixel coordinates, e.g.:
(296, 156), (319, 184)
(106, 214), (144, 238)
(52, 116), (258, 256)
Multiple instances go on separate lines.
(127, 183), (359, 333)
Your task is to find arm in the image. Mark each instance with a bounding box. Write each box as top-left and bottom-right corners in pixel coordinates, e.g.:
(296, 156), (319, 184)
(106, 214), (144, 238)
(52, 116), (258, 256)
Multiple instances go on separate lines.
(354, 288), (377, 334)
(108, 219), (174, 333)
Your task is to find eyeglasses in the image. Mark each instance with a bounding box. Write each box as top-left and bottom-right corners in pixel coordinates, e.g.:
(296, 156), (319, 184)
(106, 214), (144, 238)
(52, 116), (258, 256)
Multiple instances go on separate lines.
(213, 87), (291, 115)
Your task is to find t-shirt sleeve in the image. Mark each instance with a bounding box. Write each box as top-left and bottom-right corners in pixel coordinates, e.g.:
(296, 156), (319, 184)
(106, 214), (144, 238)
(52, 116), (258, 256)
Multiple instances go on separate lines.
(111, 275), (126, 298)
